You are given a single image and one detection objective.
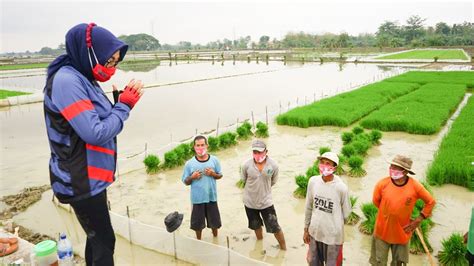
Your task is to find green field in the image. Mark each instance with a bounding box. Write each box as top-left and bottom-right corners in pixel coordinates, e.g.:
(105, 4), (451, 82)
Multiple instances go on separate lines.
(384, 71), (474, 89)
(360, 83), (466, 134)
(0, 62), (49, 71)
(0, 89), (30, 99)
(427, 96), (474, 190)
(376, 49), (468, 60)
(276, 81), (419, 127)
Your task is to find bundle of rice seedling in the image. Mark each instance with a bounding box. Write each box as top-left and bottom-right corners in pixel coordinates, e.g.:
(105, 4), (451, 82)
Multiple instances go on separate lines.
(438, 233), (468, 266)
(345, 196), (361, 225)
(348, 155), (366, 177)
(358, 202), (378, 235)
(255, 121), (269, 138)
(236, 121), (253, 140)
(143, 154), (160, 174)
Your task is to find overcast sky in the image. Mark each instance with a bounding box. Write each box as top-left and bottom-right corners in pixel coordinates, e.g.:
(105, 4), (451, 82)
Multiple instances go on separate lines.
(1, 0), (472, 53)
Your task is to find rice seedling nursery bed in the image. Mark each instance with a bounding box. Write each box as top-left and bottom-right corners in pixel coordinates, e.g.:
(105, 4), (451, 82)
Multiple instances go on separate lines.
(276, 81), (419, 128)
(427, 96), (474, 191)
(384, 71), (474, 89)
(375, 49), (468, 60)
(0, 89), (30, 99)
(360, 83), (467, 134)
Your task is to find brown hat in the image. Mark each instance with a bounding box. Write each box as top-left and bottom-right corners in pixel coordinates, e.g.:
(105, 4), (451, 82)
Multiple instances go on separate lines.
(388, 155), (415, 175)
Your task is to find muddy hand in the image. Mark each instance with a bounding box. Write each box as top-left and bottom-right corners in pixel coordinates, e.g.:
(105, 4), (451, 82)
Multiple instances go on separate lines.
(205, 168), (215, 177)
(403, 217), (422, 234)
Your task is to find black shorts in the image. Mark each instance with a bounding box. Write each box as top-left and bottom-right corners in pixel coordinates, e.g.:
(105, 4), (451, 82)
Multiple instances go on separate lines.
(244, 205), (281, 233)
(191, 201), (222, 231)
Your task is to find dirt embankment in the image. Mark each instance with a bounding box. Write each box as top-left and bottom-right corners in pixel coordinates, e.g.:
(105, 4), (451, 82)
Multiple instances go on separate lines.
(1, 185), (53, 244)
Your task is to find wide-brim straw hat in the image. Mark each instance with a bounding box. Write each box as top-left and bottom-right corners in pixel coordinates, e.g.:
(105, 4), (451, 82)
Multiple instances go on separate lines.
(387, 154), (415, 175)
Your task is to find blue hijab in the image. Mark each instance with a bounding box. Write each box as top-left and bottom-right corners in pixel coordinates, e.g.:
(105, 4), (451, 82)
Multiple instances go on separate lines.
(47, 23), (128, 81)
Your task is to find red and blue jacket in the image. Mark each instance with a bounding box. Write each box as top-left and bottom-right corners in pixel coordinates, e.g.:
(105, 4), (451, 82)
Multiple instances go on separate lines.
(44, 66), (130, 203)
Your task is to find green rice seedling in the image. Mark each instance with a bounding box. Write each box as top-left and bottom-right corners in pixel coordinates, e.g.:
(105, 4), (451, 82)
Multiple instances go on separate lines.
(384, 71), (474, 88)
(342, 145), (356, 158)
(174, 143), (193, 165)
(369, 130), (383, 145)
(336, 155), (346, 175)
(427, 96), (474, 190)
(236, 179), (246, 189)
(375, 49), (468, 60)
(276, 81), (420, 128)
(208, 136), (219, 152)
(438, 233), (468, 266)
(352, 140), (371, 156)
(143, 154), (160, 174)
(255, 121), (269, 138)
(0, 89), (31, 99)
(306, 164), (320, 178)
(341, 132), (354, 145)
(319, 146), (331, 155)
(345, 196), (361, 225)
(361, 83), (466, 135)
(218, 132), (237, 148)
(358, 202), (378, 235)
(409, 218), (433, 254)
(163, 150), (179, 168)
(352, 126), (364, 135)
(236, 121), (253, 140)
(294, 174), (309, 198)
(348, 155), (366, 177)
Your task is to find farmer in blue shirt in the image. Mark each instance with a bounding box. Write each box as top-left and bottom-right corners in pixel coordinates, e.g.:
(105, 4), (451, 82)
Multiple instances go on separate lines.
(44, 23), (143, 266)
(182, 135), (223, 240)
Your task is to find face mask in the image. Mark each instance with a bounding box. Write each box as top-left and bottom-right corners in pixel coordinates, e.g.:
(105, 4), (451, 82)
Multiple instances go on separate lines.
(390, 169), (405, 180)
(92, 64), (116, 82)
(194, 147), (207, 156)
(87, 45), (116, 82)
(319, 164), (335, 177)
(253, 154), (267, 163)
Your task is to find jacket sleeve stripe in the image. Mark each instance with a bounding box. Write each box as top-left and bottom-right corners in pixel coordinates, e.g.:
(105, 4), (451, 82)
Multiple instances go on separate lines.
(60, 99), (94, 121)
(86, 144), (115, 156)
(87, 166), (114, 183)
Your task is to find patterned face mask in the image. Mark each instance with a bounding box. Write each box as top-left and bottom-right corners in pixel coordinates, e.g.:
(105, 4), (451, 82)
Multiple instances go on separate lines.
(194, 147), (207, 156)
(319, 164), (335, 177)
(389, 168), (405, 180)
(253, 154), (267, 163)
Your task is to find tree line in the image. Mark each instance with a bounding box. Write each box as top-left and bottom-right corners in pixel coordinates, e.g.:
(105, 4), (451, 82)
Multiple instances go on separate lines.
(9, 15), (473, 56)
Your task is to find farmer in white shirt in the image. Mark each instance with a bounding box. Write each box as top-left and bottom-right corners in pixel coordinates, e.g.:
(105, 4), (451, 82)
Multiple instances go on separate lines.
(303, 152), (351, 266)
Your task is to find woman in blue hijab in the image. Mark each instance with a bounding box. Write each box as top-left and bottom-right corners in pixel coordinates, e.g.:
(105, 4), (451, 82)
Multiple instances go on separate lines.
(44, 23), (143, 265)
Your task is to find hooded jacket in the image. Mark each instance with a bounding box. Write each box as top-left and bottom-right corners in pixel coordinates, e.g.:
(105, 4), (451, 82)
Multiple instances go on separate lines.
(43, 23), (129, 203)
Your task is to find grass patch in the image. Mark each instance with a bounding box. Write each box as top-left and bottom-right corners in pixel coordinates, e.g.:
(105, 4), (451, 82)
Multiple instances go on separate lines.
(427, 96), (474, 190)
(376, 49), (468, 60)
(361, 83), (466, 135)
(0, 62), (49, 71)
(276, 81), (419, 128)
(0, 89), (30, 99)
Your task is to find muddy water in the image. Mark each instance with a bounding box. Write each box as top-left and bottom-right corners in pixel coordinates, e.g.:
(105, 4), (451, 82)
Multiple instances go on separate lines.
(9, 117), (473, 265)
(0, 62), (398, 197)
(102, 121), (474, 264)
(13, 189), (191, 265)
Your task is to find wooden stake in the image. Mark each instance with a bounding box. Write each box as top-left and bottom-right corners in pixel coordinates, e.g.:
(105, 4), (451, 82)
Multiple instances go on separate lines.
(216, 118), (220, 137)
(227, 236), (230, 266)
(415, 228), (435, 266)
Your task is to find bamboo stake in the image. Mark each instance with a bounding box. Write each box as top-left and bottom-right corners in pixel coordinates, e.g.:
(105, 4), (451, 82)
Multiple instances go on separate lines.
(415, 228), (435, 266)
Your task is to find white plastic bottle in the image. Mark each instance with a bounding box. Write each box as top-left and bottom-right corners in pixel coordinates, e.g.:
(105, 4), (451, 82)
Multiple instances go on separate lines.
(57, 233), (74, 266)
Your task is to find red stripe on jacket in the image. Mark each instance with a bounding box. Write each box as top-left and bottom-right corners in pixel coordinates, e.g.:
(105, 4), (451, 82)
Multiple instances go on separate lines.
(86, 144), (115, 156)
(88, 166), (114, 183)
(60, 99), (94, 121)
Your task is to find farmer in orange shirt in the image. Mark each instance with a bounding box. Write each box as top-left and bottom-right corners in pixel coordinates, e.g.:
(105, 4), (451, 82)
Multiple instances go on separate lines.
(370, 155), (435, 266)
